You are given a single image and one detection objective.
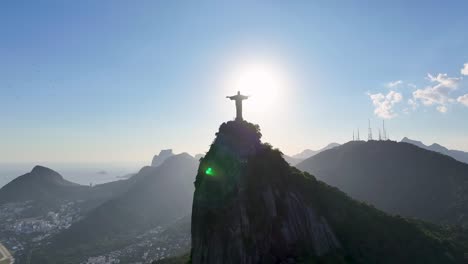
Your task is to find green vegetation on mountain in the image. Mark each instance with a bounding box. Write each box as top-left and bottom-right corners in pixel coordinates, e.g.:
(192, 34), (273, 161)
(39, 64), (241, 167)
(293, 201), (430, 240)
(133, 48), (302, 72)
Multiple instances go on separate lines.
(191, 121), (468, 263)
(296, 140), (468, 226)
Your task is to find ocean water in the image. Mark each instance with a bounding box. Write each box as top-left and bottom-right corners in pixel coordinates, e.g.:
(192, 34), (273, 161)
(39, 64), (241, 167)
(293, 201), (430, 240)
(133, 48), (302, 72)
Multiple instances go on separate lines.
(0, 162), (145, 188)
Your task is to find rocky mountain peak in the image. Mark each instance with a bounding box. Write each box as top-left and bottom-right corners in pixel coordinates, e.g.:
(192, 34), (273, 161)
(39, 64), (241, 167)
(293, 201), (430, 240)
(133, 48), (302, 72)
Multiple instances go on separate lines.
(191, 121), (340, 263)
(31, 165), (61, 177)
(151, 149), (175, 167)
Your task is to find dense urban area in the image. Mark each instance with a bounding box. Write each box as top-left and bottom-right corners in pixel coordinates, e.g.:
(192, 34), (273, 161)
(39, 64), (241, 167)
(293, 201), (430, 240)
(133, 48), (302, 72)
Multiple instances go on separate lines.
(0, 200), (190, 264)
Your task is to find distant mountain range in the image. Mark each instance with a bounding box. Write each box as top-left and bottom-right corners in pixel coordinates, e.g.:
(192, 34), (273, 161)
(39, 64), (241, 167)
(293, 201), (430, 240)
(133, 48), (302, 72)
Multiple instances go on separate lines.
(0, 152), (198, 264)
(292, 143), (341, 159)
(297, 140), (468, 226)
(30, 153), (198, 263)
(5, 138), (468, 263)
(0, 166), (131, 213)
(283, 143), (340, 165)
(401, 137), (468, 164)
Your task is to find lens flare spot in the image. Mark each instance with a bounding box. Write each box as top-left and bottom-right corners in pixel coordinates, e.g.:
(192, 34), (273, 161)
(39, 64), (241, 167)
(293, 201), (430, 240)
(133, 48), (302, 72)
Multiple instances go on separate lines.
(205, 167), (214, 176)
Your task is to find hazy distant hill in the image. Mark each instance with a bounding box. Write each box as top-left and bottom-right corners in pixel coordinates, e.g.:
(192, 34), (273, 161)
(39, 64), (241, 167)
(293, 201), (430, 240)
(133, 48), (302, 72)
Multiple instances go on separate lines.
(0, 166), (80, 205)
(401, 137), (468, 164)
(297, 141), (468, 226)
(281, 154), (303, 165)
(31, 153), (198, 263)
(292, 143), (340, 160)
(0, 165), (134, 213)
(283, 143), (340, 165)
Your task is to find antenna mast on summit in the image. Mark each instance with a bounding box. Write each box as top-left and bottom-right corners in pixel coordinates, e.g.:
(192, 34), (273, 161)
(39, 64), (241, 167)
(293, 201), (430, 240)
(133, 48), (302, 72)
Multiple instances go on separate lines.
(382, 120), (387, 140)
(357, 129), (360, 141)
(368, 119), (373, 141)
(378, 128), (382, 141)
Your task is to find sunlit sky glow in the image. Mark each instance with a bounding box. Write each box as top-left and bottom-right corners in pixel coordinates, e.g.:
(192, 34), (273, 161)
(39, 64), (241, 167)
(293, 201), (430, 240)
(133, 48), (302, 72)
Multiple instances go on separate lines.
(223, 59), (290, 113)
(1, 0), (468, 164)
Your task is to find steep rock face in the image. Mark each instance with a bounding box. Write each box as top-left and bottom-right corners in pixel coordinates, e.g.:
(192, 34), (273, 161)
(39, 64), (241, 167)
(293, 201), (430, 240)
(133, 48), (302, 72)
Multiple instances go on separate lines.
(191, 121), (340, 264)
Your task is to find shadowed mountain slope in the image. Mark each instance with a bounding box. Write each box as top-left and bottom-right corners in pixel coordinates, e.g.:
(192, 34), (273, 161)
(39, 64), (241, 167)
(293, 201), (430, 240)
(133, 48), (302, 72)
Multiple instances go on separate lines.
(31, 153), (198, 263)
(0, 166), (80, 205)
(190, 121), (468, 264)
(297, 140), (468, 226)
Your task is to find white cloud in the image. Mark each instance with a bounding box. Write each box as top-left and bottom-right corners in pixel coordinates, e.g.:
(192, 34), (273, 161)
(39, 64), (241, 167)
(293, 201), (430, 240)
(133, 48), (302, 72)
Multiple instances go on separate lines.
(461, 63), (468, 76)
(458, 94), (468, 106)
(369, 90), (403, 119)
(386, 80), (403, 88)
(408, 99), (418, 110)
(412, 73), (460, 111)
(413, 87), (447, 106)
(436, 105), (448, 113)
(373, 66), (466, 117)
(426, 73), (460, 90)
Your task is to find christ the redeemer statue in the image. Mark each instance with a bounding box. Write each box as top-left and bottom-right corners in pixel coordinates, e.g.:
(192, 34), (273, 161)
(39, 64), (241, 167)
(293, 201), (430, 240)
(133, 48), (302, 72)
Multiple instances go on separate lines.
(227, 91), (249, 121)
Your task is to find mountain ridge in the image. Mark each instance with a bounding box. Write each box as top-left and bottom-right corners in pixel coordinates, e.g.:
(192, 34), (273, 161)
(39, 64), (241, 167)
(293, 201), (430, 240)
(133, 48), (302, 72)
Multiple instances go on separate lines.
(291, 143), (340, 160)
(297, 140), (468, 226)
(283, 143), (341, 165)
(401, 137), (468, 164)
(30, 153), (198, 263)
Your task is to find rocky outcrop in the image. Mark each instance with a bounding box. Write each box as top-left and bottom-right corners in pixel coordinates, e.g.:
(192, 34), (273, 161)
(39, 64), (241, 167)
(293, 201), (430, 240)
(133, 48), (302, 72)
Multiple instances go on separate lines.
(152, 149), (175, 167)
(191, 121), (340, 264)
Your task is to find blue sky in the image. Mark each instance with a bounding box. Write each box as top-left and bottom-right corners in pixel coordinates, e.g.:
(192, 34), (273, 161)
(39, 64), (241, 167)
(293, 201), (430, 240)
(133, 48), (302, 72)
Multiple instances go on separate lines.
(1, 0), (468, 163)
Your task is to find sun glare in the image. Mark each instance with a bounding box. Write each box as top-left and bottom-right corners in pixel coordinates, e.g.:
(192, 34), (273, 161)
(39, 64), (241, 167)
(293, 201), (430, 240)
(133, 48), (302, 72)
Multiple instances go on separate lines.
(225, 61), (288, 112)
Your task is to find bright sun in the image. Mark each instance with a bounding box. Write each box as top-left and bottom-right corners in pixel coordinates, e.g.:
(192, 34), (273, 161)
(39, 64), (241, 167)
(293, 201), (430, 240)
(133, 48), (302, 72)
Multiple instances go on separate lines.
(225, 61), (288, 112)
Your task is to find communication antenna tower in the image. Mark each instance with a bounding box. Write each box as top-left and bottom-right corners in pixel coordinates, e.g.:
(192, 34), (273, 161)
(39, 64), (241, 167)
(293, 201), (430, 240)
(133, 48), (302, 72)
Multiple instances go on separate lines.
(382, 120), (387, 140)
(368, 119), (373, 141)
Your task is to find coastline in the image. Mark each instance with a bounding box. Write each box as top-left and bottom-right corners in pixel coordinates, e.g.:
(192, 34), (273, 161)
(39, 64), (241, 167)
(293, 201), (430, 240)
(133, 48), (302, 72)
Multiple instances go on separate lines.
(0, 243), (14, 264)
